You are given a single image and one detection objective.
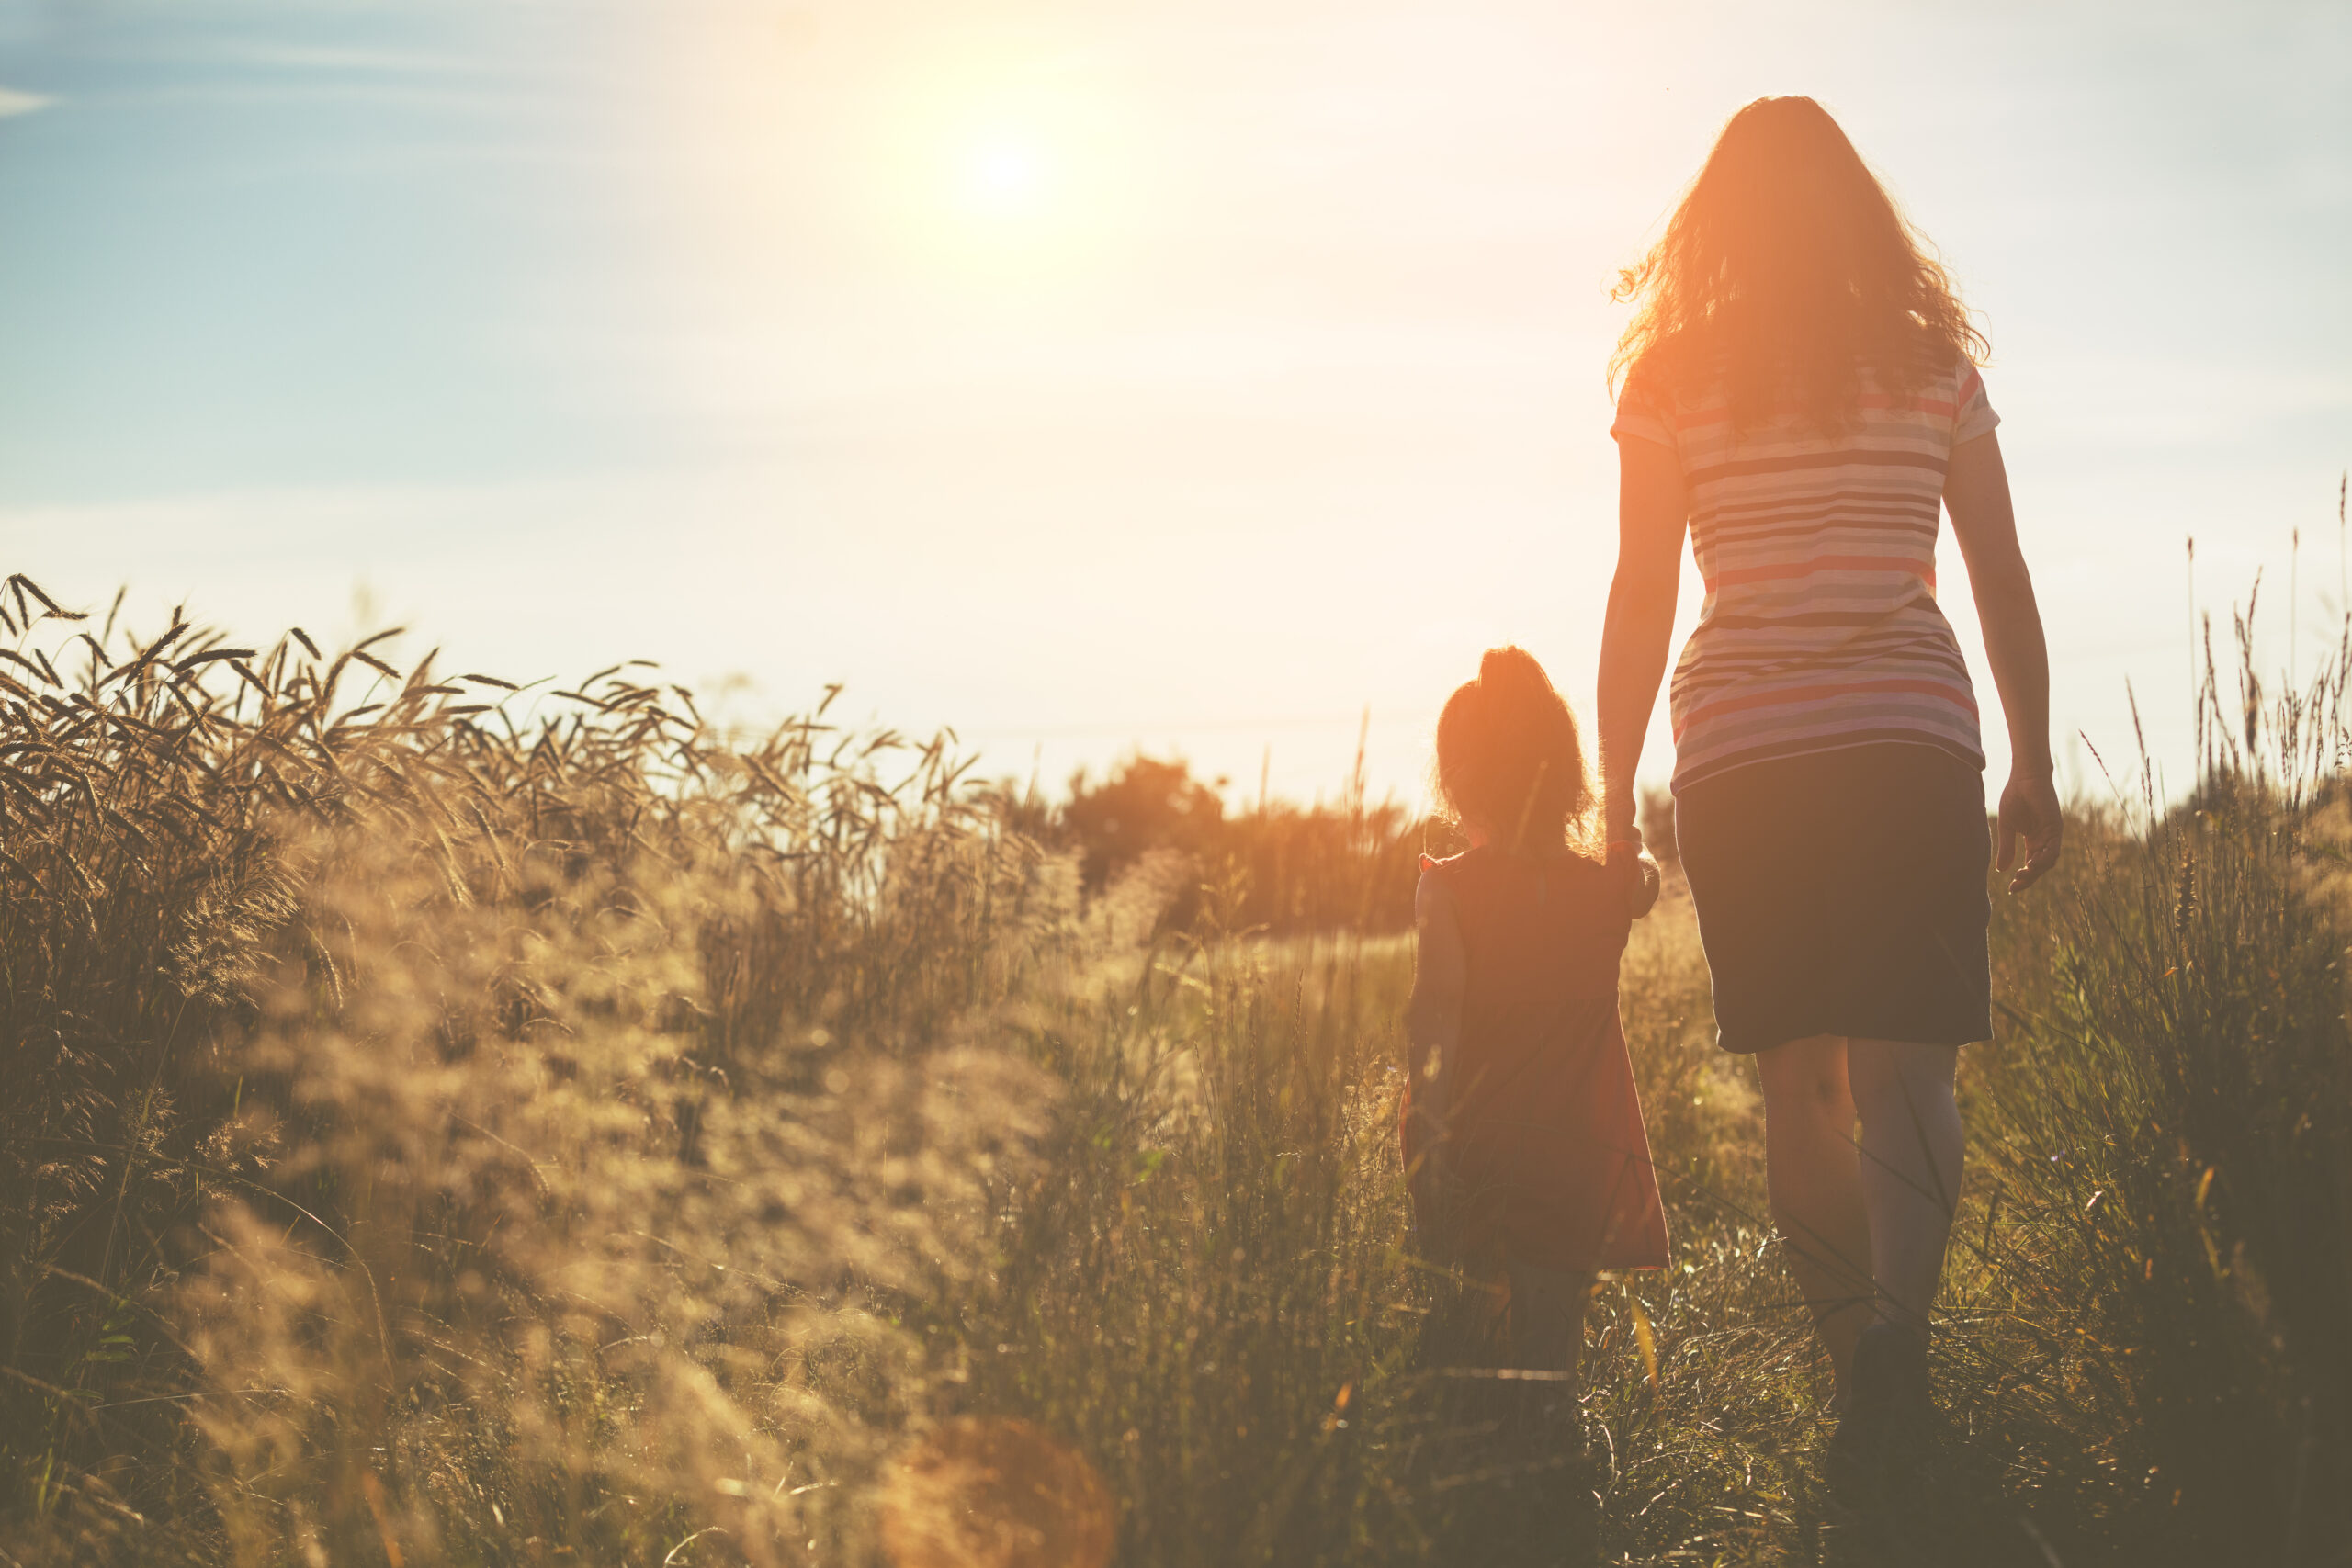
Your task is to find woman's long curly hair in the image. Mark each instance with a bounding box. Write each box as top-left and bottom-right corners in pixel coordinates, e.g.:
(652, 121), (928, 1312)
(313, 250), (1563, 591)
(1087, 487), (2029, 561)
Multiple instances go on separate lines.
(1433, 647), (1597, 857)
(1611, 96), (1987, 432)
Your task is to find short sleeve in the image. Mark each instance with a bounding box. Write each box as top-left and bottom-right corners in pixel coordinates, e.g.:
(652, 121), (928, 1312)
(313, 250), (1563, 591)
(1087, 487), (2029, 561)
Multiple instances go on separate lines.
(1953, 360), (1999, 444)
(1611, 379), (1677, 453)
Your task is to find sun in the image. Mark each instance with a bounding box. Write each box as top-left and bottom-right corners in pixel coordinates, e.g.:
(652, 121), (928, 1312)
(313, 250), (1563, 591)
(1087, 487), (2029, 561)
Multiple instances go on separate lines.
(960, 133), (1052, 218)
(897, 80), (1135, 269)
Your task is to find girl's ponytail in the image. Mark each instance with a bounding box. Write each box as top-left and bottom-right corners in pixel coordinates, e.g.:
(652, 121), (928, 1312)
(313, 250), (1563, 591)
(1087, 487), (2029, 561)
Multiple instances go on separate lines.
(1477, 646), (1552, 704)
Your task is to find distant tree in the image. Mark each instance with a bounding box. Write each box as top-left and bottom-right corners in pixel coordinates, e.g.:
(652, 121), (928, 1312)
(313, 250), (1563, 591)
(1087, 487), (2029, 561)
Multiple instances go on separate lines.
(1057, 754), (1425, 937)
(1062, 755), (1227, 895)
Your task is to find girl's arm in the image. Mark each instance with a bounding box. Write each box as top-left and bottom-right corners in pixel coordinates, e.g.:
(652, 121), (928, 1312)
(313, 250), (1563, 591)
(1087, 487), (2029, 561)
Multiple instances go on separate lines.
(1405, 872), (1466, 1159)
(1943, 431), (2063, 893)
(1598, 437), (1690, 842)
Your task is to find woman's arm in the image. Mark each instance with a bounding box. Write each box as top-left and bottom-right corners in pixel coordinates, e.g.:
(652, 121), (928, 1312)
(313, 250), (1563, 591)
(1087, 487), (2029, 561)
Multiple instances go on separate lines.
(1404, 872), (1465, 1153)
(1598, 437), (1690, 840)
(1944, 430), (2063, 893)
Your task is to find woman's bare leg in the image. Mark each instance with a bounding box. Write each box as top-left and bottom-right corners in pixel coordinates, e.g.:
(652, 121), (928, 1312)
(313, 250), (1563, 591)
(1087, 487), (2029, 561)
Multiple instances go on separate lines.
(1845, 1040), (1963, 1337)
(1756, 1035), (1875, 1399)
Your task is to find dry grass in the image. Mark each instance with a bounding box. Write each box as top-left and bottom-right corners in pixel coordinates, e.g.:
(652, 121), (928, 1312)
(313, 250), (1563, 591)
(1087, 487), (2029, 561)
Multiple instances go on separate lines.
(0, 579), (1062, 1564)
(2, 570), (2347, 1565)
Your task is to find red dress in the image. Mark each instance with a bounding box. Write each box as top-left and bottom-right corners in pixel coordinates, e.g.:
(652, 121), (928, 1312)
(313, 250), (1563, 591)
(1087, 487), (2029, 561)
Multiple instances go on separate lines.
(1400, 845), (1669, 1274)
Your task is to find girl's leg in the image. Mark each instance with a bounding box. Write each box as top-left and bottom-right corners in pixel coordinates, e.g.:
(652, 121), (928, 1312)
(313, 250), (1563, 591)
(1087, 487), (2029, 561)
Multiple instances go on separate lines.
(1503, 1261), (1590, 1452)
(1755, 1034), (1875, 1399)
(1844, 1039), (1963, 1337)
(1504, 1261), (1589, 1387)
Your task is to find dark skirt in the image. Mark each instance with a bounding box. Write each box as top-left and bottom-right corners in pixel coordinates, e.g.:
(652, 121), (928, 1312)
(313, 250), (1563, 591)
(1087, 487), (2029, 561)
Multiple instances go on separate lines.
(1675, 741), (1993, 1055)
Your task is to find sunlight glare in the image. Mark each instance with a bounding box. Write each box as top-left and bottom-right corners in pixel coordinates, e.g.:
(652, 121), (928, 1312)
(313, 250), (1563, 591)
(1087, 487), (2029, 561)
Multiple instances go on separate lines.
(963, 134), (1050, 217)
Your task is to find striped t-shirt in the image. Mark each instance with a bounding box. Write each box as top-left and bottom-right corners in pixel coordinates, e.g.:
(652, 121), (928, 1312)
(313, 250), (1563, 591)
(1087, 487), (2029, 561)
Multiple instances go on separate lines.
(1611, 355), (1997, 793)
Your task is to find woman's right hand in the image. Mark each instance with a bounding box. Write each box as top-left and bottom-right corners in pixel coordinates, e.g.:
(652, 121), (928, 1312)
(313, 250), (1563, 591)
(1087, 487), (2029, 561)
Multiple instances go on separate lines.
(1598, 436), (1689, 854)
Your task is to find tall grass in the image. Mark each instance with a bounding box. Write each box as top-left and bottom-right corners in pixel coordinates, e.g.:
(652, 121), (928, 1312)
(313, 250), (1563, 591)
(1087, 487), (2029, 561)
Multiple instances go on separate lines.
(0, 580), (1061, 1564)
(1962, 599), (2352, 1563)
(3, 568), (2349, 1565)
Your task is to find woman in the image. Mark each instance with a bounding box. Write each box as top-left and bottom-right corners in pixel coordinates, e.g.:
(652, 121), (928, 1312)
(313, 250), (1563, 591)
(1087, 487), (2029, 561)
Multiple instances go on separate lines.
(1595, 96), (2062, 1445)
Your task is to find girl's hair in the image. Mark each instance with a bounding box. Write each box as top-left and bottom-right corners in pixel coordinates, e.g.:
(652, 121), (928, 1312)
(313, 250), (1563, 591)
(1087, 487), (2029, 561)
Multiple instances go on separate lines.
(1610, 96), (1986, 432)
(1434, 647), (1595, 854)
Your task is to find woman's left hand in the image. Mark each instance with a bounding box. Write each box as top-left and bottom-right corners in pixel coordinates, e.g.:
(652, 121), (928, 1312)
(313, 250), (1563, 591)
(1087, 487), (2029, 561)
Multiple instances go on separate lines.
(1996, 767), (2064, 893)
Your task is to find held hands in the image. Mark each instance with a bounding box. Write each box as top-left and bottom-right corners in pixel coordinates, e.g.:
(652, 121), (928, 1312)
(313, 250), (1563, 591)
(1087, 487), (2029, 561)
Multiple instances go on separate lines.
(1607, 832), (1664, 919)
(1996, 767), (2064, 894)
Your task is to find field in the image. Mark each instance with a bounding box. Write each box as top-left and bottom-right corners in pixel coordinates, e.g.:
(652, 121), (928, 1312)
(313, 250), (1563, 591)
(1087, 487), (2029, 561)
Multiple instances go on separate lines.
(3, 572), (2348, 1567)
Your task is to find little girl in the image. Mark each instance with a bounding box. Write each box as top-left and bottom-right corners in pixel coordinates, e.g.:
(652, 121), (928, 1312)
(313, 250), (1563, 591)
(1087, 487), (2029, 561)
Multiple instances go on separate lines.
(1403, 646), (1669, 1389)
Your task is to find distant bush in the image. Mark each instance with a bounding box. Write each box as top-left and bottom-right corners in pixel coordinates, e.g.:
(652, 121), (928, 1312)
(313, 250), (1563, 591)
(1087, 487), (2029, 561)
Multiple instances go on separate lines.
(1058, 754), (1436, 938)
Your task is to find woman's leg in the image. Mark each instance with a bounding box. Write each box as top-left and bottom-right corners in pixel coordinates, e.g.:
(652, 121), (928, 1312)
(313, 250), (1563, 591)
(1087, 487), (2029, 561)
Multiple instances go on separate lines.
(1756, 1034), (1875, 1398)
(1844, 1039), (1963, 1337)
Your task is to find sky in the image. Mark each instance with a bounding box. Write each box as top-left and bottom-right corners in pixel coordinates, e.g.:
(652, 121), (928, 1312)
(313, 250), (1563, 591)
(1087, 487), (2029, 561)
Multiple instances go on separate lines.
(0, 0), (2346, 807)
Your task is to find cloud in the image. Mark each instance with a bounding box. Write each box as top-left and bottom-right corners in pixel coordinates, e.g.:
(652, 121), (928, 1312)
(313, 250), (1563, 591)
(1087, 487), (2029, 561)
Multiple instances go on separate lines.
(0, 85), (51, 118)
